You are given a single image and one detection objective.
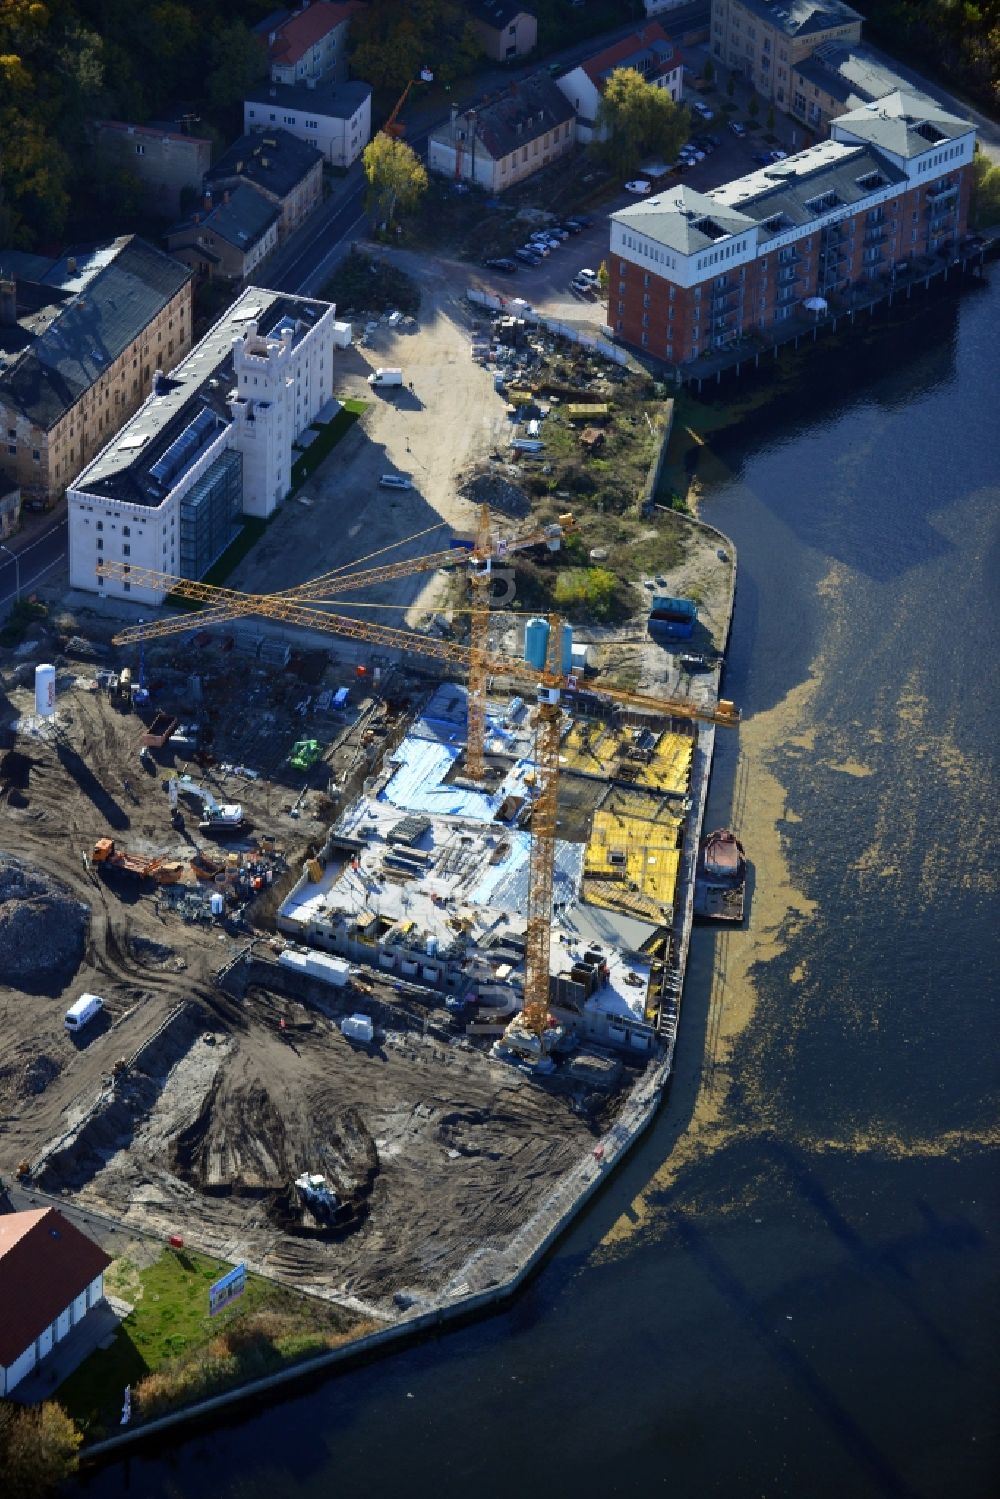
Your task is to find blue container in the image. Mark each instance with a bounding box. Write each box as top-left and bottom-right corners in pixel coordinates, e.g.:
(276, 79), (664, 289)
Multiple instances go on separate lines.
(560, 621), (574, 674)
(524, 617), (550, 670)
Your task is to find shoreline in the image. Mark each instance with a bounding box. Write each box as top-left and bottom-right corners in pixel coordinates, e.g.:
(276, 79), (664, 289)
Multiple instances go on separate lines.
(74, 504), (739, 1466)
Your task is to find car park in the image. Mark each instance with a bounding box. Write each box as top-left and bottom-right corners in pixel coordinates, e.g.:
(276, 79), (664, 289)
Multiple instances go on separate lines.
(624, 179), (652, 194)
(485, 257), (517, 273)
(729, 119), (747, 137)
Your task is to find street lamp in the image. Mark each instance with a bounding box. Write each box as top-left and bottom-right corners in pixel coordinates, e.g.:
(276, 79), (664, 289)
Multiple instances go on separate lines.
(0, 542), (19, 605)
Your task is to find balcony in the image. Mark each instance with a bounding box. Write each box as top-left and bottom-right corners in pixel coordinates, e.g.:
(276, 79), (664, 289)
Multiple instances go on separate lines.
(777, 268), (801, 285)
(863, 229), (887, 246)
(712, 292), (736, 311)
(927, 181), (959, 203)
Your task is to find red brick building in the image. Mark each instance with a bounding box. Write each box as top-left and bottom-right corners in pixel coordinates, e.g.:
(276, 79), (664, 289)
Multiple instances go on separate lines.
(608, 92), (975, 366)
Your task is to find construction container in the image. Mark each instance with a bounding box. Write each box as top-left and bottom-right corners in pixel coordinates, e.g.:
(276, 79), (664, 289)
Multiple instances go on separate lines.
(279, 949), (351, 987)
(649, 594), (698, 640)
(210, 892), (225, 917)
(341, 1014), (374, 1044)
(34, 663), (55, 718)
(570, 643), (595, 674)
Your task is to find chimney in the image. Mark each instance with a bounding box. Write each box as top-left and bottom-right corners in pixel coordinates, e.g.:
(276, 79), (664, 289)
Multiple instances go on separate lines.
(153, 368), (166, 394)
(0, 278), (16, 328)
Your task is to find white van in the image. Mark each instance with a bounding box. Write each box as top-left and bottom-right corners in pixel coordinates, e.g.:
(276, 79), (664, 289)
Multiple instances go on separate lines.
(379, 473), (412, 489)
(367, 368), (404, 388)
(65, 993), (104, 1033)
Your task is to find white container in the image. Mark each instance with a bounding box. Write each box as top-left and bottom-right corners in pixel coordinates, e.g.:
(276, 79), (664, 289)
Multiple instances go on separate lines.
(341, 1013), (373, 1044)
(279, 948), (351, 987)
(210, 892), (225, 917)
(34, 663), (56, 718)
(64, 993), (104, 1033)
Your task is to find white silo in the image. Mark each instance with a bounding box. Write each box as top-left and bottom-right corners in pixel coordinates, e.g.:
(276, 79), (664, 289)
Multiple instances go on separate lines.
(34, 663), (56, 718)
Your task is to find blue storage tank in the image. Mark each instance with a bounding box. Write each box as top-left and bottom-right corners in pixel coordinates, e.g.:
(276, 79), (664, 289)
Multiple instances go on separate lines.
(524, 617), (550, 670)
(525, 618), (574, 673)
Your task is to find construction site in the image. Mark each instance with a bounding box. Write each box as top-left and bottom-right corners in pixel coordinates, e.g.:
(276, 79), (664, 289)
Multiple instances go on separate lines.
(0, 270), (739, 1318)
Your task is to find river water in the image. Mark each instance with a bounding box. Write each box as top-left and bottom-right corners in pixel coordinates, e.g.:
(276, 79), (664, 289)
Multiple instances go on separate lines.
(80, 275), (999, 1499)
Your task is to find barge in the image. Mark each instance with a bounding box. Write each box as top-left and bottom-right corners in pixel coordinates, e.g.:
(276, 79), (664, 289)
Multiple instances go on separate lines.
(693, 827), (746, 922)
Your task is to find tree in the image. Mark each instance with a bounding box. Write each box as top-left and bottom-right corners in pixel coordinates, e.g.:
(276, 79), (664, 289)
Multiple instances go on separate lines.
(0, 1400), (82, 1498)
(748, 93), (760, 120)
(594, 67), (689, 178)
(702, 57), (714, 84)
(597, 260), (609, 292)
(207, 20), (267, 111)
(351, 0), (482, 93)
(363, 132), (428, 227)
(970, 146), (1000, 227)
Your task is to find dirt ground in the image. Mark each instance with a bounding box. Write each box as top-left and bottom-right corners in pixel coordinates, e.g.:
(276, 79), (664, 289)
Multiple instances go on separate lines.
(0, 670), (618, 1314)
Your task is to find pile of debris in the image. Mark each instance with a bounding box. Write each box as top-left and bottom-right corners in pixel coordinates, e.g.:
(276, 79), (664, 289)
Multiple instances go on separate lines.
(0, 856), (89, 988)
(459, 468), (530, 518)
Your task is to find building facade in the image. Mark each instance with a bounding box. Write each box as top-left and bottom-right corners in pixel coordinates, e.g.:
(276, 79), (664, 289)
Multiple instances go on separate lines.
(261, 0), (361, 86)
(0, 1207), (111, 1397)
(165, 186), (281, 282)
(68, 287), (340, 604)
(710, 0), (862, 108)
(0, 238), (193, 507)
(607, 93), (974, 365)
(244, 80), (372, 167)
(428, 74), (575, 192)
(0, 482), (20, 538)
(556, 22), (684, 143)
(467, 1), (538, 61)
(93, 122), (213, 218)
(206, 129), (324, 244)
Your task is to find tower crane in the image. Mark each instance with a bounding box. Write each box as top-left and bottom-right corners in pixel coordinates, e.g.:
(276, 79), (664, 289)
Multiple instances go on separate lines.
(97, 555), (737, 1063)
(108, 508), (575, 784)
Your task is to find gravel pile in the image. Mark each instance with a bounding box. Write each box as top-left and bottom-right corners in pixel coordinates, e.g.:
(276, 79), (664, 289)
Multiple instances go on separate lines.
(0, 857), (89, 987)
(460, 469), (531, 518)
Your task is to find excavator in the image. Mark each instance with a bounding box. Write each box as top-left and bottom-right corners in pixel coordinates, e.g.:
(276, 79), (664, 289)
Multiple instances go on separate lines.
(171, 775), (243, 832)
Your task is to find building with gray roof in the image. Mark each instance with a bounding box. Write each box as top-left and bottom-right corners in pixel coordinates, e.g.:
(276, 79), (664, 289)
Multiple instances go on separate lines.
(206, 128), (324, 243)
(608, 90), (975, 365)
(243, 79), (372, 167)
(710, 0), (863, 107)
(68, 284), (341, 604)
(0, 235), (192, 505)
(165, 185), (281, 283)
(789, 41), (921, 130)
(428, 73), (575, 192)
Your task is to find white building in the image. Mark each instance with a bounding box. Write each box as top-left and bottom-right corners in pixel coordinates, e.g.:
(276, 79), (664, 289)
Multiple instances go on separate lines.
(0, 1207), (111, 1397)
(556, 21), (684, 144)
(68, 286), (341, 605)
(244, 79), (372, 168)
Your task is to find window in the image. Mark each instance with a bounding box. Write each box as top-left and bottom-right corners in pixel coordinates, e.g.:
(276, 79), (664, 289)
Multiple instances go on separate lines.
(122, 525), (130, 537)
(97, 538), (104, 551)
(32, 449), (41, 462)
(123, 544), (131, 557)
(123, 581), (131, 593)
(136, 144), (145, 156)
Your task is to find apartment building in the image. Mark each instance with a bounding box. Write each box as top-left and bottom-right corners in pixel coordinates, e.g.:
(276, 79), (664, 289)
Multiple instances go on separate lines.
(244, 79), (372, 167)
(93, 121), (213, 217)
(0, 237), (192, 507)
(608, 93), (975, 365)
(789, 40), (916, 131)
(428, 74), (575, 192)
(165, 185), (281, 282)
(68, 286), (339, 604)
(258, 0), (362, 86)
(467, 0), (538, 61)
(556, 22), (684, 143)
(710, 0), (862, 107)
(206, 129), (324, 243)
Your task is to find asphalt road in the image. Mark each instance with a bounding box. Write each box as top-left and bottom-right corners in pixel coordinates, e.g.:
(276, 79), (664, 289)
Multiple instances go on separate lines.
(0, 516), (67, 614)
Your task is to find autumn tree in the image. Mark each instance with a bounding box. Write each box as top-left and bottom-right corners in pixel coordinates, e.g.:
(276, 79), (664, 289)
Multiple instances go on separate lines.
(970, 146), (1000, 227)
(363, 132), (429, 227)
(0, 1400), (82, 1498)
(351, 0), (482, 94)
(594, 68), (690, 178)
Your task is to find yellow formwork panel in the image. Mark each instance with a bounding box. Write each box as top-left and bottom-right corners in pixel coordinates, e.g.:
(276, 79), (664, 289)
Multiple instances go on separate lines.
(561, 722), (693, 796)
(584, 814), (682, 911)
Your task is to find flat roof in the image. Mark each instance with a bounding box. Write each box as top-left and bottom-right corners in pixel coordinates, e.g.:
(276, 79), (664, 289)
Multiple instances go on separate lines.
(245, 78), (371, 118)
(72, 285), (331, 507)
(731, 0), (862, 38)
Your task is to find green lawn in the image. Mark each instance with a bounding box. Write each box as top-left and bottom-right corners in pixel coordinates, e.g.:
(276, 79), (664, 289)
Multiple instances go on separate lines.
(291, 399), (367, 490)
(58, 1248), (365, 1440)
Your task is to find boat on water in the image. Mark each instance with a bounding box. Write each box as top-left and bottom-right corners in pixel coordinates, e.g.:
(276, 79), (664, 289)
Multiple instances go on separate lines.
(694, 828), (746, 922)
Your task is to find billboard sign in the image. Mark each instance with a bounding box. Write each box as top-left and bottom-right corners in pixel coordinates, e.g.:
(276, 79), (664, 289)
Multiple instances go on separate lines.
(209, 1263), (247, 1317)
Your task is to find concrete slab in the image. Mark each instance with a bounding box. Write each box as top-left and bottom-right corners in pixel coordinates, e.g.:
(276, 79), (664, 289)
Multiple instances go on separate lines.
(9, 1297), (131, 1404)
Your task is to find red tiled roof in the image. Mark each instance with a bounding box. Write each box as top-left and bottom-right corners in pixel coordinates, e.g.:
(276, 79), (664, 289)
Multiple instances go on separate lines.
(579, 22), (680, 91)
(270, 1), (363, 65)
(0, 1208), (112, 1366)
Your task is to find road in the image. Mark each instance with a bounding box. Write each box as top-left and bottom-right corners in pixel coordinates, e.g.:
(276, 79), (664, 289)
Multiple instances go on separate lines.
(0, 516), (67, 614)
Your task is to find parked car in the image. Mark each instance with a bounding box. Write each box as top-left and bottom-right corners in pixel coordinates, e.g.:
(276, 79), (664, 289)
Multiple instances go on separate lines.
(547, 227), (570, 240)
(514, 248), (542, 265)
(751, 152), (771, 165)
(624, 179), (652, 194)
(729, 119), (747, 137)
(379, 473), (412, 489)
(562, 219), (584, 234)
(485, 257), (517, 273)
(691, 100), (714, 120)
(576, 268), (599, 284)
(523, 241), (548, 256)
(570, 214), (593, 227)
(683, 147), (706, 162)
(767, 149), (788, 162)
